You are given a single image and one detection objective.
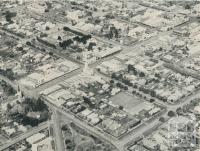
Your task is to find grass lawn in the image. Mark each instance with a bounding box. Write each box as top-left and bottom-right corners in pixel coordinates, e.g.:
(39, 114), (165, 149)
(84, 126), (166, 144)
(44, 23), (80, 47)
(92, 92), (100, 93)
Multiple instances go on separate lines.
(109, 92), (153, 115)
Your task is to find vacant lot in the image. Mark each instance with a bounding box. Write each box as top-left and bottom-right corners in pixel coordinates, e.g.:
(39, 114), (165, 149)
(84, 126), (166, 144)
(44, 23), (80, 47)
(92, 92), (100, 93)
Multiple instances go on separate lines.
(109, 92), (152, 115)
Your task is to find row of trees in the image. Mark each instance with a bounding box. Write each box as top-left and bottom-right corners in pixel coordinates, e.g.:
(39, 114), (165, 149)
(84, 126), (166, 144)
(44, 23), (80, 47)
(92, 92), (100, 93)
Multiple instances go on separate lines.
(126, 65), (170, 102)
(2, 27), (25, 38)
(59, 39), (73, 49)
(111, 69), (169, 103)
(63, 26), (85, 36)
(70, 1), (97, 11)
(0, 80), (16, 96)
(59, 27), (92, 50)
(0, 69), (15, 80)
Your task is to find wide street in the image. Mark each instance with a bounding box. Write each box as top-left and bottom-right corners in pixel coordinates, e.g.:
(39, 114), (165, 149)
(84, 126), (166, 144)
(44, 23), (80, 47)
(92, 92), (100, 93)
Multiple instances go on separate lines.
(0, 122), (48, 151)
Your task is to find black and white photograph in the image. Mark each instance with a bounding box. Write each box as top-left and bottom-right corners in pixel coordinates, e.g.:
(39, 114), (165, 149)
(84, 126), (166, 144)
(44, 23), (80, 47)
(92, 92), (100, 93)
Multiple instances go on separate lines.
(1, 0), (200, 150)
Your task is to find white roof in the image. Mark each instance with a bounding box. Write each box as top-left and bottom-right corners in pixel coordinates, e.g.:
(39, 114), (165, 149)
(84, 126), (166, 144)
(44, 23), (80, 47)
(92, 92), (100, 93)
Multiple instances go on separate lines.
(19, 79), (37, 88)
(169, 116), (192, 124)
(194, 105), (200, 114)
(40, 85), (61, 95)
(31, 137), (54, 151)
(87, 113), (98, 119)
(26, 133), (46, 145)
(149, 107), (160, 115)
(81, 109), (92, 117)
(4, 128), (16, 136)
(60, 93), (75, 101)
(28, 73), (44, 81)
(48, 89), (70, 101)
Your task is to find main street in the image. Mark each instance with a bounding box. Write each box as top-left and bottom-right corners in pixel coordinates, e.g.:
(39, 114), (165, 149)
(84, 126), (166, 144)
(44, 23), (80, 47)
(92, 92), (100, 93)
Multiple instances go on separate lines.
(51, 110), (65, 151)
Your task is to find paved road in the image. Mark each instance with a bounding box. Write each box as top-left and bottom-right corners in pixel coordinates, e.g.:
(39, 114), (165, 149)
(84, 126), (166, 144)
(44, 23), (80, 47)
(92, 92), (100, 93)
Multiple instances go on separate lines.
(0, 122), (48, 151)
(52, 110), (65, 151)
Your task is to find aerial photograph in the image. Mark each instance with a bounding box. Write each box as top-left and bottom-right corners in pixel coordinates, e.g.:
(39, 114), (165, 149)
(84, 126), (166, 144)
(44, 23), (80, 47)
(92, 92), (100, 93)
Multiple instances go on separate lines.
(1, 0), (200, 151)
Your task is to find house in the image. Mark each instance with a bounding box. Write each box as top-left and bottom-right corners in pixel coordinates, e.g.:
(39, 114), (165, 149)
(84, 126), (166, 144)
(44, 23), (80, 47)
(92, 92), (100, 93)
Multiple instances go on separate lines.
(193, 105), (200, 116)
(81, 109), (93, 118)
(31, 137), (54, 151)
(2, 127), (16, 137)
(87, 113), (100, 125)
(40, 85), (62, 96)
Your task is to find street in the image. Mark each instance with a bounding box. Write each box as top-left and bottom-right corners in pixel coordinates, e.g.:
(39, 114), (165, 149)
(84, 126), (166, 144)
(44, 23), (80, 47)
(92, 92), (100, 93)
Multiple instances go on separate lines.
(0, 122), (48, 151)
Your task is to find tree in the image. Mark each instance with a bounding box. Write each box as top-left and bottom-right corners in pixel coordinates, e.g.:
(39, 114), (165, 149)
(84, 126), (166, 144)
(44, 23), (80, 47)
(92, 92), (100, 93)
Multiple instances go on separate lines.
(3, 11), (17, 23)
(150, 91), (156, 97)
(17, 47), (23, 51)
(77, 56), (81, 60)
(111, 73), (117, 79)
(65, 139), (71, 144)
(40, 33), (48, 38)
(73, 36), (81, 42)
(144, 112), (150, 118)
(110, 80), (114, 84)
(150, 98), (155, 103)
(185, 4), (191, 9)
(154, 144), (161, 151)
(59, 39), (73, 49)
(124, 86), (128, 90)
(128, 64), (135, 72)
(57, 36), (62, 41)
(88, 42), (96, 51)
(45, 26), (50, 30)
(118, 74), (123, 80)
(41, 48), (46, 52)
(35, 99), (48, 112)
(168, 1), (173, 6)
(114, 28), (119, 38)
(159, 117), (165, 122)
(45, 9), (49, 12)
(26, 41), (31, 46)
(155, 73), (161, 79)
(116, 82), (122, 88)
(22, 98), (48, 112)
(168, 111), (176, 117)
(159, 47), (163, 51)
(139, 72), (145, 77)
(61, 124), (70, 131)
(49, 52), (53, 56)
(6, 87), (16, 95)
(133, 70), (138, 75)
(3, 69), (15, 80)
(133, 84), (138, 89)
(176, 107), (183, 115)
(122, 79), (131, 86)
(63, 26), (70, 31)
(7, 103), (12, 111)
(119, 106), (123, 110)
